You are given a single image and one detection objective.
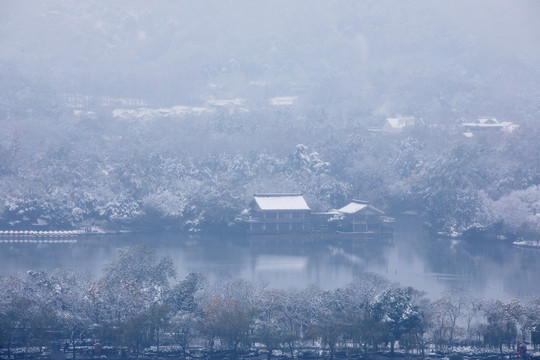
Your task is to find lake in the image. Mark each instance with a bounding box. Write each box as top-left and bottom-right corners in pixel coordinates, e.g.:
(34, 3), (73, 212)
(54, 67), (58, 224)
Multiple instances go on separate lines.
(1, 215), (539, 300)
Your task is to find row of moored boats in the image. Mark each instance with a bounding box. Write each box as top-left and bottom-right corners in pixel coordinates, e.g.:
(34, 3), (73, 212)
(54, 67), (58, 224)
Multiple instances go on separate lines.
(0, 230), (82, 236)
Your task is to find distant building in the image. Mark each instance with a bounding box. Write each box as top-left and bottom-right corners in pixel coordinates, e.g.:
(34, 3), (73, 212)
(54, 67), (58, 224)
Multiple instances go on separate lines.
(461, 117), (518, 133)
(269, 96), (297, 106)
(337, 200), (393, 233)
(383, 117), (424, 133)
(31, 218), (49, 229)
(207, 98), (245, 106)
(243, 195), (393, 236)
(246, 194), (311, 234)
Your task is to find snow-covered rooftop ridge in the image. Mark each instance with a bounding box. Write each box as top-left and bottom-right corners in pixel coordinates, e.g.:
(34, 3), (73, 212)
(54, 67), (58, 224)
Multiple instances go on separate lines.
(462, 117), (511, 126)
(386, 117), (422, 129)
(270, 96), (297, 106)
(253, 193), (310, 211)
(479, 117), (500, 124)
(338, 202), (368, 214)
(338, 200), (384, 214)
(461, 117), (519, 132)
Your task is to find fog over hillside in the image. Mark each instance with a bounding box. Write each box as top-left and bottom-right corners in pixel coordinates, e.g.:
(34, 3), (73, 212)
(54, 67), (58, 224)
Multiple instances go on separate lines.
(1, 0), (540, 234)
(2, 0), (540, 119)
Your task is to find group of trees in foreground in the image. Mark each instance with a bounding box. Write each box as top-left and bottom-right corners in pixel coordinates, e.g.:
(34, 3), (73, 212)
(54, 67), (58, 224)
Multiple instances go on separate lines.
(1, 245), (540, 359)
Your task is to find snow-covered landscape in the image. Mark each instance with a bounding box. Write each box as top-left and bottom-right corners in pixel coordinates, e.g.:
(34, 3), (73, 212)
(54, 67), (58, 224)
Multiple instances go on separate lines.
(1, 0), (540, 358)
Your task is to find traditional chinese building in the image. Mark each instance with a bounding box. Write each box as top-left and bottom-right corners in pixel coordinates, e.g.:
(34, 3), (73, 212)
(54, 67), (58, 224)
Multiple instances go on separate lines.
(382, 117), (424, 133)
(461, 117), (518, 133)
(246, 193), (311, 234)
(337, 200), (393, 234)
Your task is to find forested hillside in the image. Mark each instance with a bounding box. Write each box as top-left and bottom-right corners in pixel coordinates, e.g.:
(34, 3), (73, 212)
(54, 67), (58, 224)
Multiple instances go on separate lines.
(1, 0), (539, 237)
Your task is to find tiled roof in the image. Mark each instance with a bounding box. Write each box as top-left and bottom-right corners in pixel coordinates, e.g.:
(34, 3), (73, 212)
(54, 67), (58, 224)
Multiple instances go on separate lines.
(338, 200), (384, 215)
(253, 194), (311, 211)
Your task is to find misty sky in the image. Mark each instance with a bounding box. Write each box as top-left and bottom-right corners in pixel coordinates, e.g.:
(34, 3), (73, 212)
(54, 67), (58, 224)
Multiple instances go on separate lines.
(2, 0), (539, 117)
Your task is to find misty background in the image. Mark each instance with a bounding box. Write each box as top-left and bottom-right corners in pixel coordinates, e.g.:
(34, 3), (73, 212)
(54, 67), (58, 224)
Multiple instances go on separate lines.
(1, 0), (540, 235)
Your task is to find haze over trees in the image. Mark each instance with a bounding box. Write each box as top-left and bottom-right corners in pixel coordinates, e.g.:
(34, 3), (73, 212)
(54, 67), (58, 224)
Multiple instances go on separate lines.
(1, 0), (540, 237)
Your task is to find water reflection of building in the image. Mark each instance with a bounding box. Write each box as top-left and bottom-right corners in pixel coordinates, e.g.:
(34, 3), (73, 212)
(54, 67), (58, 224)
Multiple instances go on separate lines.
(255, 255), (308, 271)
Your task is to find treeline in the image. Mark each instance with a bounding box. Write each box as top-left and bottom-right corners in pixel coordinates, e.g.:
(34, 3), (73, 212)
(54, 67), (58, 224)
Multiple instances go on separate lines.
(1, 245), (540, 359)
(3, 65), (540, 237)
(3, 106), (540, 239)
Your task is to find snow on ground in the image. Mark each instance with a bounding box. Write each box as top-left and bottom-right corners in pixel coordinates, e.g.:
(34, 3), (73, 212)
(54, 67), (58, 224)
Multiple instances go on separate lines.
(112, 105), (214, 120)
(64, 93), (148, 108)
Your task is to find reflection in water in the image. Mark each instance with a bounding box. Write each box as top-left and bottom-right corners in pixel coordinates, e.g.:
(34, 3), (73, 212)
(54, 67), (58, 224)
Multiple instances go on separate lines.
(255, 255), (307, 271)
(0, 216), (539, 300)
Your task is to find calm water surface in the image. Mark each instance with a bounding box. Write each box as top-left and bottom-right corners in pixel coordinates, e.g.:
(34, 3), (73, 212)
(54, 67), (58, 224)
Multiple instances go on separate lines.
(1, 216), (539, 300)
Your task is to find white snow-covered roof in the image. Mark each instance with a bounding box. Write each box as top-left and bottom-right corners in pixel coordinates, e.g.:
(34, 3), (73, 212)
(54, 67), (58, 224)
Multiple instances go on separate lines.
(253, 194), (310, 211)
(461, 121), (506, 127)
(386, 117), (422, 129)
(478, 117), (499, 124)
(270, 96), (297, 106)
(461, 118), (518, 132)
(339, 202), (368, 214)
(338, 200), (384, 215)
(461, 118), (515, 128)
(32, 218), (49, 226)
(208, 98), (245, 106)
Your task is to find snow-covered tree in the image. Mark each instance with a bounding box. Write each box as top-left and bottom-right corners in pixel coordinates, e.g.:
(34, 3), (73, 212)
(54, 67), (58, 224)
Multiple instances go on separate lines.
(371, 287), (424, 353)
(480, 299), (520, 353)
(198, 279), (257, 355)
